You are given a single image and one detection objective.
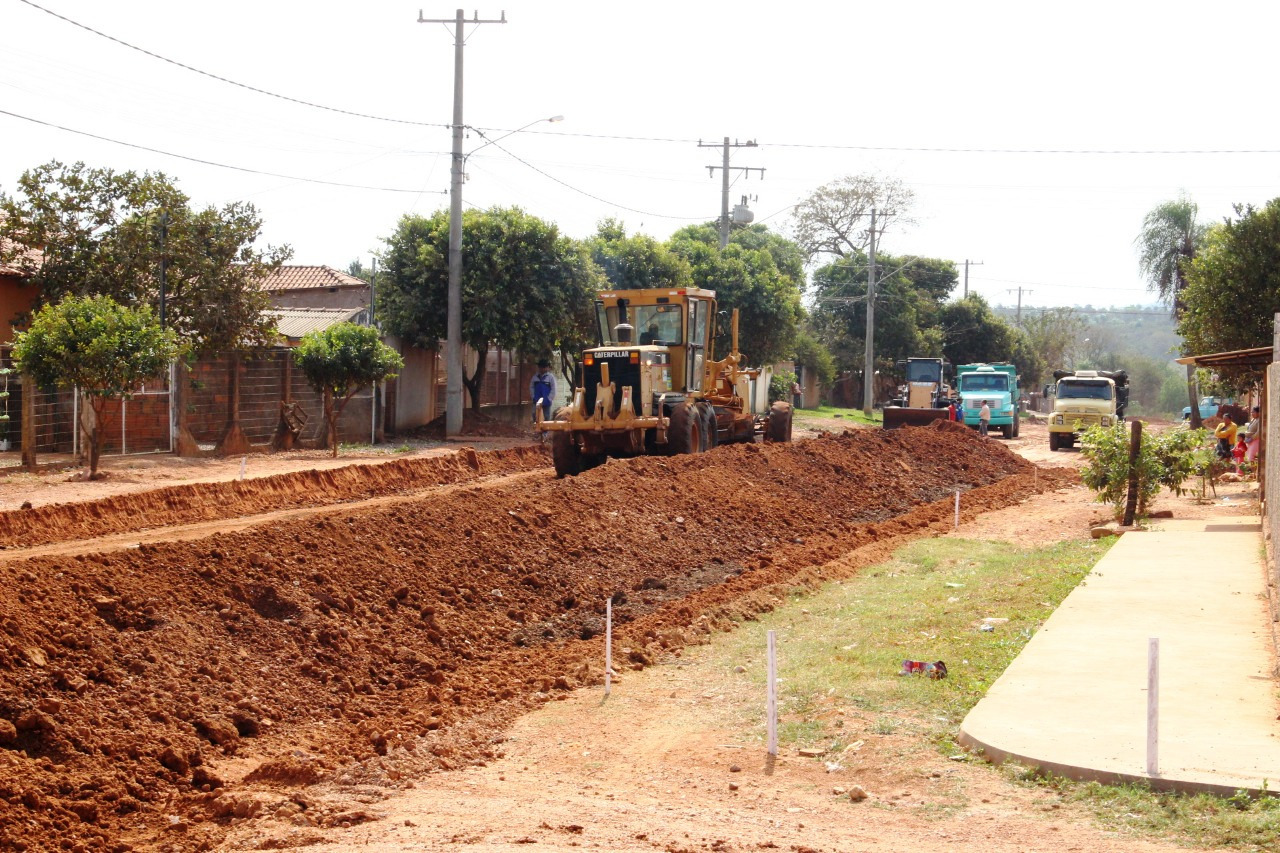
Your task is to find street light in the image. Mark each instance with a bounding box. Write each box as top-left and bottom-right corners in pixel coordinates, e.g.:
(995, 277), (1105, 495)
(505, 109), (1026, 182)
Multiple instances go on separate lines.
(464, 115), (563, 177)
(444, 114), (563, 437)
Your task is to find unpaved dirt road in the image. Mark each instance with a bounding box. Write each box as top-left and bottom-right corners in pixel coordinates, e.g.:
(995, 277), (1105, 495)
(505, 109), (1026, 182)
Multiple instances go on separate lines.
(0, 420), (1254, 852)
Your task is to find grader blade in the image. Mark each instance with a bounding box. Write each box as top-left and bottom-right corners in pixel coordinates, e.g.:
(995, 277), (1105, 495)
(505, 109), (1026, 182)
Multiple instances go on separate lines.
(882, 407), (950, 429)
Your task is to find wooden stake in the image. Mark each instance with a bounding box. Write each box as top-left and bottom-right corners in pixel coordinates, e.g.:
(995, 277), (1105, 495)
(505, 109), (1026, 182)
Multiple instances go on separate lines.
(605, 597), (613, 697)
(1147, 637), (1159, 776)
(766, 630), (778, 756)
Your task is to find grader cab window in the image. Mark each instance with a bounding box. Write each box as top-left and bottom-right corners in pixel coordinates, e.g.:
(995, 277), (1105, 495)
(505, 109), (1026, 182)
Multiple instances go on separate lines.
(597, 301), (684, 346)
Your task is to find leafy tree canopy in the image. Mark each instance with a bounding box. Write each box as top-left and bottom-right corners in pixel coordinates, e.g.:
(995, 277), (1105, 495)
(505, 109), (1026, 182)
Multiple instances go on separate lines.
(939, 294), (1043, 387)
(378, 206), (603, 407)
(294, 322), (403, 457)
(666, 223), (805, 365)
(0, 161), (290, 354)
(586, 219), (692, 290)
(12, 294), (180, 475)
(1135, 194), (1207, 309)
(807, 251), (956, 378)
(1180, 199), (1280, 392)
(792, 328), (836, 386)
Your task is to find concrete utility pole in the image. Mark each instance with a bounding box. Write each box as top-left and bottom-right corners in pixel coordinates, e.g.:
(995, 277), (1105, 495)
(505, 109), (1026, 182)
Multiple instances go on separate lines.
(699, 138), (764, 248)
(862, 208), (878, 417)
(1007, 286), (1032, 325)
(418, 8), (507, 437)
(963, 259), (984, 298)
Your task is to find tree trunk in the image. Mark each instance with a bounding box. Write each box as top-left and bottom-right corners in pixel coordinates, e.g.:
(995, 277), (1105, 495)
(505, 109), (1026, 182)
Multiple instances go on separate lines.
(464, 355), (484, 414)
(1122, 419), (1142, 526)
(216, 351), (250, 455)
(87, 396), (106, 479)
(172, 360), (201, 457)
(1186, 363), (1202, 430)
(323, 387), (338, 458)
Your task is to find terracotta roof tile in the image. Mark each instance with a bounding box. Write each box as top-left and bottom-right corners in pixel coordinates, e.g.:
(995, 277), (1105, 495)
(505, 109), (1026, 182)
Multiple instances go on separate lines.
(260, 265), (369, 292)
(272, 306), (369, 340)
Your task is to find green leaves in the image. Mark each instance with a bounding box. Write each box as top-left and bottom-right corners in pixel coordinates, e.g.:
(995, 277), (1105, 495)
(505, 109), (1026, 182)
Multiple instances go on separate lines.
(293, 323), (403, 403)
(1079, 424), (1211, 519)
(12, 294), (180, 398)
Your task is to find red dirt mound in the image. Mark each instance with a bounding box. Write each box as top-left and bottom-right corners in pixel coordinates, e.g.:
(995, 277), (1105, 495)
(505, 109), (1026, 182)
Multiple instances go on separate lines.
(0, 445), (550, 550)
(0, 426), (1072, 851)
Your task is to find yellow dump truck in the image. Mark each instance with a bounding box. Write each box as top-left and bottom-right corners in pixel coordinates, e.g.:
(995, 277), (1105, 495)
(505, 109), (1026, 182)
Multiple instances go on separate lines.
(537, 288), (791, 476)
(1046, 369), (1129, 451)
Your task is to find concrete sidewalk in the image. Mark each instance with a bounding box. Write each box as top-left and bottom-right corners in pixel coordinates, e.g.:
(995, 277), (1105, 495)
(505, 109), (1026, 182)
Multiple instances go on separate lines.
(959, 515), (1280, 796)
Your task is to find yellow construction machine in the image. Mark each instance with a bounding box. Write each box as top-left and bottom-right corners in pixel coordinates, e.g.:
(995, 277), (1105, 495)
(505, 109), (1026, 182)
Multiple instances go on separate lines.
(537, 288), (792, 476)
(882, 357), (955, 429)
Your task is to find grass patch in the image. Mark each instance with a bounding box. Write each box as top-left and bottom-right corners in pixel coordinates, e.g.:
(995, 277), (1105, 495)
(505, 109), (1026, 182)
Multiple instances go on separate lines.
(1015, 773), (1280, 852)
(794, 405), (881, 426)
(672, 534), (1280, 849)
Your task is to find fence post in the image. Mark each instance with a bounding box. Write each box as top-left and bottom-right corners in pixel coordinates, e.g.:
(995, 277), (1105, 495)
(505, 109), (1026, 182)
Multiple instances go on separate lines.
(20, 373), (37, 471)
(1123, 419), (1142, 526)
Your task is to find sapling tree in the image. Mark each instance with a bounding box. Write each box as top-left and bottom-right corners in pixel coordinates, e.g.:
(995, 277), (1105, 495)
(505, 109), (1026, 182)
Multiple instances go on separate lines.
(1079, 423), (1210, 519)
(12, 294), (179, 478)
(293, 323), (403, 457)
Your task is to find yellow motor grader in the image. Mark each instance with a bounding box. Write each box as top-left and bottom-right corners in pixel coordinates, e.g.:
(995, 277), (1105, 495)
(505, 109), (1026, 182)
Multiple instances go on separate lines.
(537, 288), (792, 477)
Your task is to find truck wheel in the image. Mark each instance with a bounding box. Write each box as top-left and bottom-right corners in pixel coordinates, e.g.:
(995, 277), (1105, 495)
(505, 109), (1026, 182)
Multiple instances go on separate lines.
(1001, 423), (1013, 439)
(551, 430), (582, 477)
(668, 402), (703, 455)
(765, 401), (793, 443)
(1013, 416), (1021, 438)
(700, 403), (718, 450)
(1049, 432), (1060, 451)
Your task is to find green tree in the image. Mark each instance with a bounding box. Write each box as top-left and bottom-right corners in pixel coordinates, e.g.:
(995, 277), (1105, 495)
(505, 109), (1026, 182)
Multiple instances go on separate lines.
(940, 294), (1043, 386)
(0, 161), (292, 454)
(1021, 307), (1087, 376)
(379, 207), (603, 410)
(1179, 199), (1280, 394)
(792, 328), (836, 388)
(790, 174), (915, 262)
(12, 294), (179, 478)
(1135, 194), (1208, 426)
(666, 224), (805, 365)
(586, 219), (692, 290)
(0, 161), (289, 348)
(294, 323), (403, 457)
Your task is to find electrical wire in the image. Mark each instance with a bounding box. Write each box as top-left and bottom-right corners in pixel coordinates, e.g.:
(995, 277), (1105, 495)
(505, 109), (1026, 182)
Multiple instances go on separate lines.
(18, 2), (1280, 157)
(14, 0), (450, 129)
(0, 108), (446, 194)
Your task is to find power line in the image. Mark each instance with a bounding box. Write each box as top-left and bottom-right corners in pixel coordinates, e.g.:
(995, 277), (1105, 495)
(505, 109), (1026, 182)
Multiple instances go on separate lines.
(0, 108), (445, 194)
(15, 2), (1280, 158)
(15, 0), (450, 128)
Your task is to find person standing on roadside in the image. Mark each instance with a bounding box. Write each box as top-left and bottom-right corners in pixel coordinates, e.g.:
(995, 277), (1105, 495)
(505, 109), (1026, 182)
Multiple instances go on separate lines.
(791, 378), (803, 410)
(1214, 412), (1237, 459)
(978, 400), (991, 437)
(530, 358), (557, 426)
(1245, 405), (1262, 462)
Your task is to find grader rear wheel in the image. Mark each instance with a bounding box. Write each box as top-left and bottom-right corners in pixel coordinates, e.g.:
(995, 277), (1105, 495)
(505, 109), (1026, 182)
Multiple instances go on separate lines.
(668, 402), (703, 455)
(700, 403), (718, 450)
(765, 401), (793, 443)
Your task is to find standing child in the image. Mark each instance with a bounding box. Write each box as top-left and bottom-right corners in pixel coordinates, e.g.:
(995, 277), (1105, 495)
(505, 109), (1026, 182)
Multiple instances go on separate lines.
(1232, 437), (1248, 475)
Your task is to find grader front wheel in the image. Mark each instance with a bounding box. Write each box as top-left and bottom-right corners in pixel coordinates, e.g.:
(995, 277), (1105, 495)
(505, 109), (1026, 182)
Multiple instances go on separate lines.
(668, 402), (703, 455)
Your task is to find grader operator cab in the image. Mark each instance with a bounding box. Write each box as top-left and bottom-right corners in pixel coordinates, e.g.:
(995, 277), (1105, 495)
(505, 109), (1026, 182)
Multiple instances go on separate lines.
(537, 288), (793, 477)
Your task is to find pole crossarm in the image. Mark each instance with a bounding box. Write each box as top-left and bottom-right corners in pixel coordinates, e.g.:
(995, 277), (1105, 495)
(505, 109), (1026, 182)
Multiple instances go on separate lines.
(699, 137), (765, 248)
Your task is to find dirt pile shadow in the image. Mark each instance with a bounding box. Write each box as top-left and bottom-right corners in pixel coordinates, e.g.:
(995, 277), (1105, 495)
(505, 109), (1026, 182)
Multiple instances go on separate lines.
(0, 424), (1074, 851)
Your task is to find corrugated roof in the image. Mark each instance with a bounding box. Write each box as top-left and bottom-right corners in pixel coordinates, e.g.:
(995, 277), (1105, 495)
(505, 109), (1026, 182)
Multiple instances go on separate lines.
(273, 306), (368, 340)
(1175, 346), (1273, 368)
(260, 265), (369, 292)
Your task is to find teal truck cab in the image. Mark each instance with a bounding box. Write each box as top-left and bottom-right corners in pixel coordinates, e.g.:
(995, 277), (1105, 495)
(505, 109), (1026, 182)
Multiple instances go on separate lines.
(956, 363), (1020, 438)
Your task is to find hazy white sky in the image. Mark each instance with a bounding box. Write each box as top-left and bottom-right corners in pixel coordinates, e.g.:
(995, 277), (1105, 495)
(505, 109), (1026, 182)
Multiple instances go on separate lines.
(3, 0), (1277, 311)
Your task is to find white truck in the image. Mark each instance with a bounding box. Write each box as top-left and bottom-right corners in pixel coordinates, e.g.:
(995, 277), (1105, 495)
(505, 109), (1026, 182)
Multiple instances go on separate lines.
(1045, 369), (1129, 451)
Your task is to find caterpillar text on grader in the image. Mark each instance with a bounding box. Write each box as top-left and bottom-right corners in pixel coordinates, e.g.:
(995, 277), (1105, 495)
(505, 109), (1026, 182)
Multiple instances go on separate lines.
(537, 288), (793, 477)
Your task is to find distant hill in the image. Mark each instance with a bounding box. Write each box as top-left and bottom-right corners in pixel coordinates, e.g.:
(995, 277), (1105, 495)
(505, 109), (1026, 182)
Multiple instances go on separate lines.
(993, 304), (1181, 363)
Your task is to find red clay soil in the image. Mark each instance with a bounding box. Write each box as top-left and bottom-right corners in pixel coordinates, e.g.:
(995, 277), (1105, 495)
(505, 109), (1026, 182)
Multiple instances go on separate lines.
(0, 422), (1073, 852)
(0, 446), (550, 551)
(410, 410), (533, 439)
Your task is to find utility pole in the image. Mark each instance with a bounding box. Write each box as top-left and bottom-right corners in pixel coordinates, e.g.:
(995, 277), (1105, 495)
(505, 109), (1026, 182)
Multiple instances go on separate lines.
(699, 138), (764, 248)
(862, 208), (878, 417)
(1007, 286), (1032, 325)
(963, 259), (984, 298)
(418, 8), (507, 437)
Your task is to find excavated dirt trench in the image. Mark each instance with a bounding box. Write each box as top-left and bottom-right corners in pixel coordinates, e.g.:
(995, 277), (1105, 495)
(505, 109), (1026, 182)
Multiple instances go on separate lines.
(0, 424), (1074, 851)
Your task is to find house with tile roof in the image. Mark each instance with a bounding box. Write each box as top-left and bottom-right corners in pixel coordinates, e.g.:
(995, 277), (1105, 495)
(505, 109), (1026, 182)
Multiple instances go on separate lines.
(259, 265), (371, 312)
